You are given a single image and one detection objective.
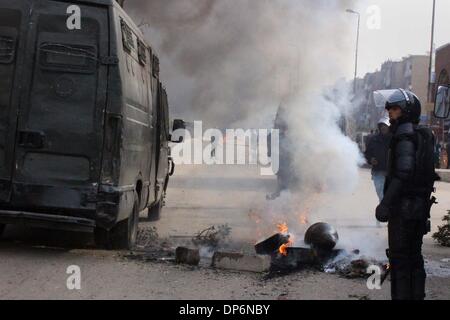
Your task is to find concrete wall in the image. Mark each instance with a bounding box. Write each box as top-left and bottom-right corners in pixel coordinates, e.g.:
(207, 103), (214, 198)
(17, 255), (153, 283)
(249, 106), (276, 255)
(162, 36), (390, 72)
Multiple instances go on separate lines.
(410, 55), (430, 111)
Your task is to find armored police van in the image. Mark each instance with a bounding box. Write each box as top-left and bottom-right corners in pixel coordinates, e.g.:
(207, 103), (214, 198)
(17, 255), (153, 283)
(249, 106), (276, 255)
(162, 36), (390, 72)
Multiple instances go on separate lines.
(0, 0), (184, 249)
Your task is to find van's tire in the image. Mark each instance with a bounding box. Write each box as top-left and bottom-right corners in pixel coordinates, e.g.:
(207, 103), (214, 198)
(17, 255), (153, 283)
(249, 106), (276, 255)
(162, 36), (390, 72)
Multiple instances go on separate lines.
(147, 194), (164, 222)
(0, 224), (5, 238)
(95, 195), (139, 250)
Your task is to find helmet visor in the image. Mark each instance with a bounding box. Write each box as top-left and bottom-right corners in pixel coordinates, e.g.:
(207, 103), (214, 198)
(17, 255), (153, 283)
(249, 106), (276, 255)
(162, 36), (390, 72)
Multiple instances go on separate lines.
(373, 89), (407, 109)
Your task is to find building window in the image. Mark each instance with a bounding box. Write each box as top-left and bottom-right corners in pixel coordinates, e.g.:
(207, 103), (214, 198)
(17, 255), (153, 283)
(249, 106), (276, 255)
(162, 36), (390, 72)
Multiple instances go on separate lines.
(438, 69), (449, 86)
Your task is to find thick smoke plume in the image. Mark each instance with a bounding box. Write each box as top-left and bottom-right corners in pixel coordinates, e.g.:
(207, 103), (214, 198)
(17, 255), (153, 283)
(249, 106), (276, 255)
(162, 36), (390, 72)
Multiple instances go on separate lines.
(127, 0), (359, 126)
(125, 1), (383, 257)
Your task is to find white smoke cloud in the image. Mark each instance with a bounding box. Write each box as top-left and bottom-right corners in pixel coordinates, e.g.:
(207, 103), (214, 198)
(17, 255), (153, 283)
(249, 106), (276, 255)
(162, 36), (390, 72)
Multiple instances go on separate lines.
(126, 0), (386, 258)
(127, 0), (359, 125)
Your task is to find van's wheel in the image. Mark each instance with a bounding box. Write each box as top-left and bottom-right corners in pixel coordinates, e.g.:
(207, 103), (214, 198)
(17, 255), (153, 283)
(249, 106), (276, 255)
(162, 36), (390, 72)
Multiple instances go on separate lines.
(147, 193), (164, 222)
(95, 194), (139, 250)
(0, 224), (5, 238)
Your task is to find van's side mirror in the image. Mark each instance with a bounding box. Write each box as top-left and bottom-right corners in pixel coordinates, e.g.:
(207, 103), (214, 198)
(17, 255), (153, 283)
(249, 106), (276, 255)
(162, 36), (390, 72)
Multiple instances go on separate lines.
(171, 119), (186, 143)
(434, 85), (450, 119)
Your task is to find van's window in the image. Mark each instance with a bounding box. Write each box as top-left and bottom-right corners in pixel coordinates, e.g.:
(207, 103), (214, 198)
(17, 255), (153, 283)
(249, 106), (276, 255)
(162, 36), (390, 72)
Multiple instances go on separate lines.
(0, 35), (16, 64)
(162, 89), (170, 136)
(148, 47), (153, 74)
(39, 43), (97, 73)
(121, 19), (134, 53)
(152, 55), (159, 78)
(137, 40), (146, 65)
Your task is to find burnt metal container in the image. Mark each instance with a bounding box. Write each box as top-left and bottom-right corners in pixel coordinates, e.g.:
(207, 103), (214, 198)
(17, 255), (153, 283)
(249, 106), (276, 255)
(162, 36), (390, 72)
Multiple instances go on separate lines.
(304, 223), (339, 251)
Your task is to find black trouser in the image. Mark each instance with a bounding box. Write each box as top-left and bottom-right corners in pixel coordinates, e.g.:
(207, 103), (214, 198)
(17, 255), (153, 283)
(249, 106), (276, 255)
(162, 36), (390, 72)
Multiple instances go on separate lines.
(388, 197), (428, 300)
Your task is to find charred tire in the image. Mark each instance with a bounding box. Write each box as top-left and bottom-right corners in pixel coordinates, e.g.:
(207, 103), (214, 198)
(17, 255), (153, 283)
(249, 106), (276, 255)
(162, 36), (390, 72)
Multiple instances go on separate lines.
(95, 194), (139, 250)
(0, 224), (5, 238)
(147, 193), (164, 222)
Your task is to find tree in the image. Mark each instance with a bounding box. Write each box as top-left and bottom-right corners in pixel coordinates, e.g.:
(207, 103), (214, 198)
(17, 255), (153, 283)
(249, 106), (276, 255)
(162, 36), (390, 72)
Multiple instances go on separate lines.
(433, 210), (450, 247)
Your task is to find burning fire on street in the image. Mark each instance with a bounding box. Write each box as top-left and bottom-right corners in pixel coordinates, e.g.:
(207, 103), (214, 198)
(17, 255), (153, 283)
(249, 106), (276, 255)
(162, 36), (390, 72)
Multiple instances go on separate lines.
(276, 223), (293, 256)
(251, 217), (389, 281)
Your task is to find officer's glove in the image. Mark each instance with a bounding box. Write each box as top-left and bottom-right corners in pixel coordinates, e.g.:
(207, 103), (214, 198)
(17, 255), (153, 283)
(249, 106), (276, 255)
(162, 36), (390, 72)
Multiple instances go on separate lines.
(376, 203), (390, 223)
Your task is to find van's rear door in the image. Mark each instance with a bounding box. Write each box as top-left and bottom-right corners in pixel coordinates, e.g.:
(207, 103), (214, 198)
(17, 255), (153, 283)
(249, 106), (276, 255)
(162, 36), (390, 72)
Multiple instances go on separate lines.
(7, 0), (110, 212)
(0, 0), (26, 203)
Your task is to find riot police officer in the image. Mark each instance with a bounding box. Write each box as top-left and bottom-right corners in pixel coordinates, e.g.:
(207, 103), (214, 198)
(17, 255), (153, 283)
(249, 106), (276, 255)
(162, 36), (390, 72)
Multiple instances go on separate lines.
(374, 89), (439, 300)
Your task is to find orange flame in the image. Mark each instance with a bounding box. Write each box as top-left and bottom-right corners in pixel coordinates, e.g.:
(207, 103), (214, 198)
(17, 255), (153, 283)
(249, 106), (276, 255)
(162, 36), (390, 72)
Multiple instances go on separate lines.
(279, 239), (293, 256)
(298, 214), (309, 225)
(277, 222), (293, 256)
(277, 222), (289, 234)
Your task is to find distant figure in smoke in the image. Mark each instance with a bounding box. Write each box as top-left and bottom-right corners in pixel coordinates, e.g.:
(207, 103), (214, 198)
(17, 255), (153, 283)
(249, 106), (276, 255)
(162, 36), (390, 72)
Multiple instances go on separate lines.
(267, 104), (295, 200)
(374, 89), (440, 300)
(364, 116), (391, 227)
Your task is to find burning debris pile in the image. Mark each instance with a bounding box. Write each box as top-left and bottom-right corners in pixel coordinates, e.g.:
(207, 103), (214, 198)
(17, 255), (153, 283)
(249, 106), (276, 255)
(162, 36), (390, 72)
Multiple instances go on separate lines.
(128, 222), (388, 284)
(255, 222), (388, 281)
(256, 222), (341, 273)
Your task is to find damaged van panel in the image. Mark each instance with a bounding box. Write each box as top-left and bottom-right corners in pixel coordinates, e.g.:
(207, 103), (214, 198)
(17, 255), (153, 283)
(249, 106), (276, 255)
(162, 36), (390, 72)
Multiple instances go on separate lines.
(0, 0), (181, 250)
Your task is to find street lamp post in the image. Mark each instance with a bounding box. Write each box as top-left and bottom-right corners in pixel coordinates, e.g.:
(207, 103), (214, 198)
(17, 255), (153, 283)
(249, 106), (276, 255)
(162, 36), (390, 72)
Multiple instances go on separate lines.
(346, 9), (361, 94)
(428, 0), (436, 103)
(426, 0), (445, 164)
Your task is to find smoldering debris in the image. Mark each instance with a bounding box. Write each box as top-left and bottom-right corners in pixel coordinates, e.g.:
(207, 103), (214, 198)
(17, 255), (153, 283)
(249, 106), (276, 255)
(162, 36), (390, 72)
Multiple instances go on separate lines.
(323, 253), (389, 280)
(268, 245), (387, 280)
(192, 224), (232, 248)
(255, 234), (291, 255)
(175, 247), (201, 266)
(127, 222), (388, 285)
(126, 225), (231, 266)
(136, 226), (159, 248)
(127, 226), (175, 263)
(258, 223), (388, 281)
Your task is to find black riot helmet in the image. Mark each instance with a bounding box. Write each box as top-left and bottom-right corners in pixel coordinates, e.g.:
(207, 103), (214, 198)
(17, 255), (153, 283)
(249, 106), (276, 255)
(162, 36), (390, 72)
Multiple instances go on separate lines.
(373, 89), (422, 124)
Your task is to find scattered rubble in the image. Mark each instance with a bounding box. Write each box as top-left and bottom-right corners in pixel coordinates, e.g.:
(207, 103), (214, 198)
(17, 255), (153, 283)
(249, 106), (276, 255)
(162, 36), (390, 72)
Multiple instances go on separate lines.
(136, 226), (159, 249)
(125, 249), (175, 263)
(324, 252), (388, 280)
(175, 247), (200, 266)
(212, 252), (271, 273)
(129, 223), (387, 284)
(192, 224), (232, 248)
(127, 227), (176, 263)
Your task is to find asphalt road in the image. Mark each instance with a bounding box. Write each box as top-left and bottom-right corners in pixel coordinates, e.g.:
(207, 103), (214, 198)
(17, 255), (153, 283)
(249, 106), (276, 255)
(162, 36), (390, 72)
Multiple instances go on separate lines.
(0, 165), (449, 300)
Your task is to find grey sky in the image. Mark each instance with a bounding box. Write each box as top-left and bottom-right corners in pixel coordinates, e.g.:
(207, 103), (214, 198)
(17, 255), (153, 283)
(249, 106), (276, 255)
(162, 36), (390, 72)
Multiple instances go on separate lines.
(350, 0), (450, 78)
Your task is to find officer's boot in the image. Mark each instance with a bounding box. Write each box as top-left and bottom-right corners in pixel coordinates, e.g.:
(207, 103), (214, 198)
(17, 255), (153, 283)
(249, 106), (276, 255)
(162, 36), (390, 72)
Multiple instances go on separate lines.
(411, 255), (426, 300)
(390, 257), (413, 300)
